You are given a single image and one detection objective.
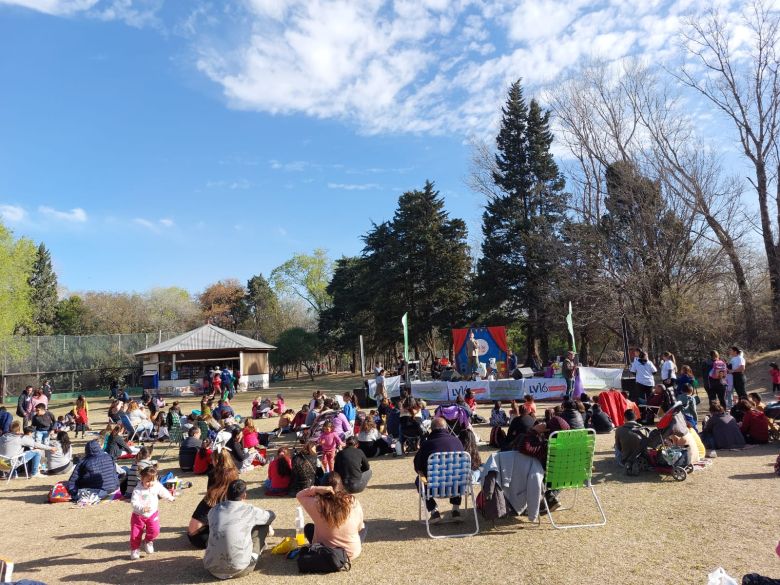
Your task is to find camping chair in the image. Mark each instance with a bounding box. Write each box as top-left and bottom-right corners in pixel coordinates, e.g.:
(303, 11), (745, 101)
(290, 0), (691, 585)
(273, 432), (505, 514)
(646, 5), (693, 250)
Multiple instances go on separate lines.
(541, 429), (606, 529)
(417, 451), (479, 539)
(197, 420), (213, 441)
(159, 415), (185, 458)
(119, 413), (146, 442)
(0, 557), (14, 582)
(433, 404), (471, 436)
(0, 454), (28, 483)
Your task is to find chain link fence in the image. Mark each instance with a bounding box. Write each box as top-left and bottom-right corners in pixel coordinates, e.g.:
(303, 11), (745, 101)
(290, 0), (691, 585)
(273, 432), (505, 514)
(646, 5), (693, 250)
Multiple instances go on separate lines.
(0, 329), (271, 398)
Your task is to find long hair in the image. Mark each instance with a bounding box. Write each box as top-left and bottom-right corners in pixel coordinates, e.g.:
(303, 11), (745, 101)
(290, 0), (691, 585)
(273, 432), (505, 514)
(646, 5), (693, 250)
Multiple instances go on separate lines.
(206, 451), (240, 507)
(56, 431), (71, 455)
(317, 472), (355, 528)
(275, 447), (292, 477)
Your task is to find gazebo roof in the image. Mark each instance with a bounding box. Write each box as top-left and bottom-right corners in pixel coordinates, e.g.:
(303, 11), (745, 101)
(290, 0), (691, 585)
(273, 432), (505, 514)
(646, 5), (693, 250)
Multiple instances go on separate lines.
(134, 324), (275, 356)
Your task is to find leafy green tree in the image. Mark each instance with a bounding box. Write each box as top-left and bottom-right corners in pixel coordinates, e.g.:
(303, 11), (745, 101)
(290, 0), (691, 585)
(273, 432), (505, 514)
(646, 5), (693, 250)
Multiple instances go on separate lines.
(0, 221), (36, 338)
(27, 243), (58, 335)
(273, 327), (319, 380)
(270, 249), (333, 317)
(245, 274), (280, 342)
(474, 80), (567, 360)
(54, 295), (87, 335)
(145, 287), (200, 332)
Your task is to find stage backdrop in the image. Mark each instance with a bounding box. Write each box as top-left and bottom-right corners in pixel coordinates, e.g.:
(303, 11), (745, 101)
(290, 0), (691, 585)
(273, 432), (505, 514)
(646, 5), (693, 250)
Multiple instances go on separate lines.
(453, 326), (508, 376)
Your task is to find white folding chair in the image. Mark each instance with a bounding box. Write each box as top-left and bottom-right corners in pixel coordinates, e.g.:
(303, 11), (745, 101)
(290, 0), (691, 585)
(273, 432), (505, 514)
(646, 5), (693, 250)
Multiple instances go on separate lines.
(0, 454), (28, 483)
(0, 557), (14, 583)
(417, 451), (479, 539)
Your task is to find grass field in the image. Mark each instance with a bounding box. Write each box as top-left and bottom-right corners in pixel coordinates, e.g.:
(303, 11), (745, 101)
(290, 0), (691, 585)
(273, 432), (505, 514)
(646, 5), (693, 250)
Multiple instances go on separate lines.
(2, 369), (780, 585)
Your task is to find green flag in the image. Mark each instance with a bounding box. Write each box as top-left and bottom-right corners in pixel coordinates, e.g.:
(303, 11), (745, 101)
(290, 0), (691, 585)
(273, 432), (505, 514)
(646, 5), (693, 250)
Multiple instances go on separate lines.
(565, 301), (577, 353)
(401, 312), (409, 362)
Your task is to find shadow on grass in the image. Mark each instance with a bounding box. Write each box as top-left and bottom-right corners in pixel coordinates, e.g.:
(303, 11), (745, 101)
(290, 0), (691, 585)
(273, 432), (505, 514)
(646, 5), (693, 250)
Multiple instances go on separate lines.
(728, 472), (777, 480)
(58, 554), (213, 584)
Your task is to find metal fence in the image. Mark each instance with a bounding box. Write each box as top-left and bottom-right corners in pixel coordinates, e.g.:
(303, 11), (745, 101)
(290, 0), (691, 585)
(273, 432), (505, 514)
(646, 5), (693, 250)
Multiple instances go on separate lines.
(0, 329), (271, 398)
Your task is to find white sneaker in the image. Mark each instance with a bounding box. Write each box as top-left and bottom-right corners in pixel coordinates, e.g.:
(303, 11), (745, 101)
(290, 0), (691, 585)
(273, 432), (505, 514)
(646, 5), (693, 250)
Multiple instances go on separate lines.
(130, 549), (141, 560)
(143, 541), (154, 554)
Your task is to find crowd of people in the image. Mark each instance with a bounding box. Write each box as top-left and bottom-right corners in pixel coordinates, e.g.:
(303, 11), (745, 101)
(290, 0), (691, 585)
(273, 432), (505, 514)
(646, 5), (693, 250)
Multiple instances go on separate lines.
(2, 346), (780, 582)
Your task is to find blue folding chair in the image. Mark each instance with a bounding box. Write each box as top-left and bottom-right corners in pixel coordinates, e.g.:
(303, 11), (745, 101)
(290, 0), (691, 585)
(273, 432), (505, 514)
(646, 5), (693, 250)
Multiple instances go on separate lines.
(120, 413), (145, 442)
(417, 451), (479, 539)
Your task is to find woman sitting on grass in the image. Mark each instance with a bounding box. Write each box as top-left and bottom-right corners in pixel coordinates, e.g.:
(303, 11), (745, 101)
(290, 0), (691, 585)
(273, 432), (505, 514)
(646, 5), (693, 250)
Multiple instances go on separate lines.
(296, 472), (365, 562)
(188, 450), (239, 549)
(265, 447), (293, 495)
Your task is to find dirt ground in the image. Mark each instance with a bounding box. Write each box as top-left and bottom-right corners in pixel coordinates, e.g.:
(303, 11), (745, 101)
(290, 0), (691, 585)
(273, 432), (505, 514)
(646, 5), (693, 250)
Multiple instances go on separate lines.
(3, 370), (780, 585)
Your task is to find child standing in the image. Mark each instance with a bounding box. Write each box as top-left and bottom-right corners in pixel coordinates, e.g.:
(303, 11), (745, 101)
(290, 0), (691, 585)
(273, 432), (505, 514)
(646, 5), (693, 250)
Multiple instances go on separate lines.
(318, 421), (343, 473)
(771, 362), (780, 397)
(129, 467), (174, 560)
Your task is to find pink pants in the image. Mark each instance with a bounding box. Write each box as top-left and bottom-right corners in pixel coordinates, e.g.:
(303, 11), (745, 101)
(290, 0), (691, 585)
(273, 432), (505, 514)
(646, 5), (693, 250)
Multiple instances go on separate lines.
(322, 451), (336, 473)
(130, 512), (160, 550)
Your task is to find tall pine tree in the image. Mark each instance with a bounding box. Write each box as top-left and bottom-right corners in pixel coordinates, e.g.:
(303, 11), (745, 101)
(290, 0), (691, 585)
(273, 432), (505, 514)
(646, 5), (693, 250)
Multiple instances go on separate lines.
(28, 242), (58, 335)
(475, 80), (567, 360)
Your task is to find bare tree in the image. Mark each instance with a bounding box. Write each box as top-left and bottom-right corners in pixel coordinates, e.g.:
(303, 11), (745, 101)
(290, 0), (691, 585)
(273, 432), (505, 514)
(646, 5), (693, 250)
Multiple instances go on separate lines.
(677, 0), (780, 333)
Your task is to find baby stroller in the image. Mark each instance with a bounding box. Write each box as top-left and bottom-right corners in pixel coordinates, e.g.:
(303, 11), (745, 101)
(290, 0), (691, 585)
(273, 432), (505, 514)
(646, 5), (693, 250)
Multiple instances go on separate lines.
(625, 402), (693, 481)
(433, 404), (471, 436)
(624, 426), (691, 481)
(303, 411), (340, 444)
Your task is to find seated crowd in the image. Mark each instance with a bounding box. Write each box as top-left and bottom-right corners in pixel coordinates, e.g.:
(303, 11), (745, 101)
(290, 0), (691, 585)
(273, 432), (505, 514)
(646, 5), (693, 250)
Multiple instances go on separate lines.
(2, 364), (779, 581)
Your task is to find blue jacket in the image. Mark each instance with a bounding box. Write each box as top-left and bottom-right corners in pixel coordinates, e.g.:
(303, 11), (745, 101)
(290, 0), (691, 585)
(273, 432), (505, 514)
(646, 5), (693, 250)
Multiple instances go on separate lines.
(0, 409), (11, 434)
(413, 428), (464, 476)
(66, 440), (119, 497)
(342, 402), (356, 424)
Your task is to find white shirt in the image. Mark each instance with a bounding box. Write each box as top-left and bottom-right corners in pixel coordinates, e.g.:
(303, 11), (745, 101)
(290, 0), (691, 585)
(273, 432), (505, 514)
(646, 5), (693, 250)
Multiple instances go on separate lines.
(630, 359), (657, 386)
(130, 480), (174, 517)
(730, 355), (746, 373)
(661, 360), (677, 380)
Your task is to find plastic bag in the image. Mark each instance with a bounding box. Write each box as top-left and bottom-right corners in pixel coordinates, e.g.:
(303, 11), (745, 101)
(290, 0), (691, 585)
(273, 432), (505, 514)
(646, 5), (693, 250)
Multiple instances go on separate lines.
(707, 567), (738, 585)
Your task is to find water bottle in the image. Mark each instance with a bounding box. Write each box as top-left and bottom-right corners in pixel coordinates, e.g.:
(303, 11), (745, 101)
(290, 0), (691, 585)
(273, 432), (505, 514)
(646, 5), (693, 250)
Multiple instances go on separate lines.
(295, 506), (306, 546)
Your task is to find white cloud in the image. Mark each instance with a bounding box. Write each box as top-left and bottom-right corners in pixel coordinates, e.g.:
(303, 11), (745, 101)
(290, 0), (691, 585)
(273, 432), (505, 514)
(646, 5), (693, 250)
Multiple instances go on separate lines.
(134, 217), (172, 231)
(38, 205), (87, 222)
(0, 204), (26, 222)
(0, 0), (160, 26)
(206, 178), (251, 190)
(194, 0), (750, 136)
(327, 182), (381, 191)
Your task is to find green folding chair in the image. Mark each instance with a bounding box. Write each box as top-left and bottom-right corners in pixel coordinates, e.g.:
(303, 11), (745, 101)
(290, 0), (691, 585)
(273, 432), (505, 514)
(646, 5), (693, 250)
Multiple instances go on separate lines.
(542, 429), (606, 529)
(159, 415), (185, 458)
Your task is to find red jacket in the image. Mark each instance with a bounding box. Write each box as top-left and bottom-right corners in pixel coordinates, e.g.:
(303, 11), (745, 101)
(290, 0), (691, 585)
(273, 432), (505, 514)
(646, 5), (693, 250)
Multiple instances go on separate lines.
(741, 409), (769, 443)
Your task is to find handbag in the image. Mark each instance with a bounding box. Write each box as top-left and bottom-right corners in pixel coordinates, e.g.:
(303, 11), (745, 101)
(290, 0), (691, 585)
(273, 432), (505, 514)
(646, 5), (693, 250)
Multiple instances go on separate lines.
(297, 544), (351, 573)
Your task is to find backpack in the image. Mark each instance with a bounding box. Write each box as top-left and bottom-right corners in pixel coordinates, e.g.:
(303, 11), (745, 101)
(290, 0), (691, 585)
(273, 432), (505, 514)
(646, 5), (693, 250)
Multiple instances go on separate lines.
(297, 544), (351, 574)
(710, 359), (727, 380)
(48, 482), (72, 503)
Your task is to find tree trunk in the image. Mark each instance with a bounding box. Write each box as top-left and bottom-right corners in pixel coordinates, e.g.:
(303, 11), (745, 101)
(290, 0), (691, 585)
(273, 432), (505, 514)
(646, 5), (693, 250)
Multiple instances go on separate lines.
(757, 161), (780, 332)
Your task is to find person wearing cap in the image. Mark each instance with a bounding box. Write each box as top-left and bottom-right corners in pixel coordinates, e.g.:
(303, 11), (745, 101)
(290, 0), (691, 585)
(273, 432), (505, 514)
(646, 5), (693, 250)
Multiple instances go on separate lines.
(203, 479), (276, 579)
(562, 351), (578, 399)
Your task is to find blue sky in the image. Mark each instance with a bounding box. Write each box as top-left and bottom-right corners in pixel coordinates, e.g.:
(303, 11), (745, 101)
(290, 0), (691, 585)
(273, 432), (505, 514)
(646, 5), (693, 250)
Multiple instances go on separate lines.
(0, 0), (751, 294)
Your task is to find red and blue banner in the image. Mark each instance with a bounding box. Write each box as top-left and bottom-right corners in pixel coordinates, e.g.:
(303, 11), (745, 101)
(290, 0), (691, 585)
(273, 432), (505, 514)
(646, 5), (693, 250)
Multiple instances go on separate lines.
(452, 326), (508, 376)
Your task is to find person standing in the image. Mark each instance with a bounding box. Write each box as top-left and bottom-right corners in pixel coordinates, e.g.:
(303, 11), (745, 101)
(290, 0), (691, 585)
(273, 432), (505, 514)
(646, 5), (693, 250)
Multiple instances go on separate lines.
(203, 479), (276, 579)
(660, 352), (677, 388)
(629, 351), (657, 403)
(466, 331), (480, 377)
(708, 351), (729, 408)
(129, 467), (175, 560)
(728, 346), (747, 401)
(562, 351), (578, 399)
(507, 350), (518, 375)
(16, 386), (33, 425)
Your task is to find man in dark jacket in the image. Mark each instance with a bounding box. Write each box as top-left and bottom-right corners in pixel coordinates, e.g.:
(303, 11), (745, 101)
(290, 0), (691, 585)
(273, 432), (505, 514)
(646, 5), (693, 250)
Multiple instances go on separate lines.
(179, 427), (202, 472)
(560, 400), (584, 429)
(16, 386), (33, 423)
(413, 417), (465, 523)
(66, 440), (119, 499)
(614, 410), (643, 464)
(589, 404), (614, 434)
(334, 437), (371, 493)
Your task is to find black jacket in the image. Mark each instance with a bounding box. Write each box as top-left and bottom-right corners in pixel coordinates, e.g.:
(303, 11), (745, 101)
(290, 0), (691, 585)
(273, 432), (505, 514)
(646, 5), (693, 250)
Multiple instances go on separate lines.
(334, 447), (370, 489)
(179, 436), (202, 471)
(413, 429), (464, 476)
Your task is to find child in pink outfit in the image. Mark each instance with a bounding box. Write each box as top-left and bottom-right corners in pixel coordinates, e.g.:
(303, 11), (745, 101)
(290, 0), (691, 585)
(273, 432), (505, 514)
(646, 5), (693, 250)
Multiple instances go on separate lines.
(318, 421), (344, 473)
(274, 394), (286, 416)
(129, 467), (174, 560)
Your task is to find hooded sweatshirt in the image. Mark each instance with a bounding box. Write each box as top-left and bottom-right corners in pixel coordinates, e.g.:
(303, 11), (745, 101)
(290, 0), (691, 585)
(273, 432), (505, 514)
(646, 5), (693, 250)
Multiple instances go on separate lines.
(66, 440), (119, 497)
